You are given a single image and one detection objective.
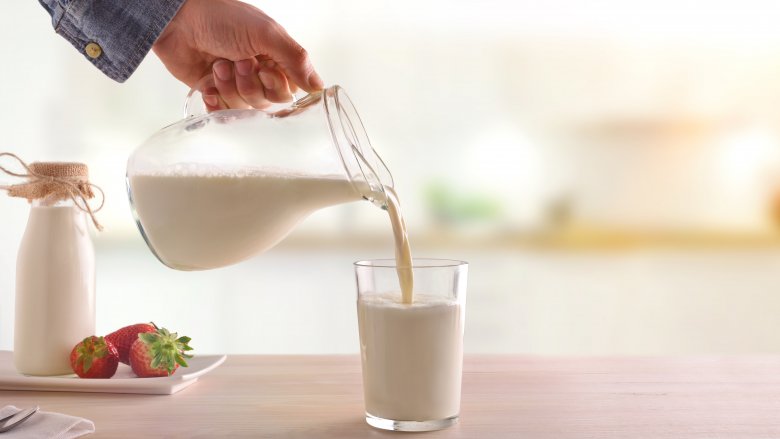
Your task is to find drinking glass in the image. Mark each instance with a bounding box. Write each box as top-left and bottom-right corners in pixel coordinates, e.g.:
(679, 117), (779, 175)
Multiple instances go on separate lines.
(354, 258), (468, 431)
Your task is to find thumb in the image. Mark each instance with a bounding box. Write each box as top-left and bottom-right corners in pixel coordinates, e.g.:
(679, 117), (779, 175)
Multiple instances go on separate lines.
(254, 24), (324, 93)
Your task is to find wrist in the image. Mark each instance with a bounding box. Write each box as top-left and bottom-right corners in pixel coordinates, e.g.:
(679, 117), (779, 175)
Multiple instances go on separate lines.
(154, 0), (188, 50)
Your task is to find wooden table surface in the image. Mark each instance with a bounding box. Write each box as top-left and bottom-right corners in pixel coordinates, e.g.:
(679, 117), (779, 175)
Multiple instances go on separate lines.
(4, 355), (780, 438)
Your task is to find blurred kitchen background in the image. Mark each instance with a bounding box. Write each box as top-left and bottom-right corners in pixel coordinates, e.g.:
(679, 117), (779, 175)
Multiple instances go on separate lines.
(2, 0), (780, 355)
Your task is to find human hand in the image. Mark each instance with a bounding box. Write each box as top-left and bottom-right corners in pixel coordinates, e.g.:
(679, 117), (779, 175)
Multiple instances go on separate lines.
(152, 0), (323, 111)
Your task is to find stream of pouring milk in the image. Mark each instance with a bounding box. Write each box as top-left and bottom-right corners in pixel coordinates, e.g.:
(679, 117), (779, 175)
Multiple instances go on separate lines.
(384, 187), (414, 303)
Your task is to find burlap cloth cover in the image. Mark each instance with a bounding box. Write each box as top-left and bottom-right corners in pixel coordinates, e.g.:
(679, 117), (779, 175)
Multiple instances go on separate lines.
(0, 152), (104, 230)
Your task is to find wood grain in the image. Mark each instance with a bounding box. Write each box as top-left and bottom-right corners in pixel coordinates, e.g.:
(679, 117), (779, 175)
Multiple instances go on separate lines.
(3, 355), (780, 438)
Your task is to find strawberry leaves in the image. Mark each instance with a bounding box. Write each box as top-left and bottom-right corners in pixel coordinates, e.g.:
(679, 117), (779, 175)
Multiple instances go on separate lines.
(75, 336), (110, 373)
(70, 336), (119, 378)
(136, 327), (193, 376)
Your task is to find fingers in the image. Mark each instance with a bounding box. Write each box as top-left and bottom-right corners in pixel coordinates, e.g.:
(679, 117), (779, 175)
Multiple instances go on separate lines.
(253, 24), (324, 93)
(234, 58), (271, 109)
(213, 59), (250, 109)
(198, 76), (227, 112)
(207, 58), (297, 111)
(258, 59), (293, 103)
(203, 87), (225, 112)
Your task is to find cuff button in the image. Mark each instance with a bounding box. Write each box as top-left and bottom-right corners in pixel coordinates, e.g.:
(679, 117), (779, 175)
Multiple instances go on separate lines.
(85, 42), (102, 59)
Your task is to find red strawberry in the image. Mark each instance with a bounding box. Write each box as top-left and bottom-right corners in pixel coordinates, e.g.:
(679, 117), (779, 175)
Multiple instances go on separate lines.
(105, 323), (157, 364)
(129, 327), (193, 378)
(70, 336), (119, 379)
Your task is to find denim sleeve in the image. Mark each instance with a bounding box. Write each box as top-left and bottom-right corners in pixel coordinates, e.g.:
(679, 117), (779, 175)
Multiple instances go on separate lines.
(38, 0), (186, 82)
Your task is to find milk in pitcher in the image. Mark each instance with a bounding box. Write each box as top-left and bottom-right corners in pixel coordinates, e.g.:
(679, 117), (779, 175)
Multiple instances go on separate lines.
(128, 167), (363, 270)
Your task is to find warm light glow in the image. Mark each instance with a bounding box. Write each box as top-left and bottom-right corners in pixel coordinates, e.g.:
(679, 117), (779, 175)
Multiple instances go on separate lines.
(718, 127), (779, 185)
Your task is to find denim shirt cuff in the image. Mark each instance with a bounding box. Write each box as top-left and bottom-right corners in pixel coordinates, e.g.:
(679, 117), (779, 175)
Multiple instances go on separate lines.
(42, 0), (186, 82)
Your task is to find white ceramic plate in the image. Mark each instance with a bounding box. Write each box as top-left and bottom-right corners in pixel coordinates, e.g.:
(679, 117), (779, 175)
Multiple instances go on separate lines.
(0, 350), (226, 395)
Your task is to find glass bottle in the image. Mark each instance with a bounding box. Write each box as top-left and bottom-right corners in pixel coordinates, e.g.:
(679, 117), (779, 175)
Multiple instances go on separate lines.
(14, 197), (95, 375)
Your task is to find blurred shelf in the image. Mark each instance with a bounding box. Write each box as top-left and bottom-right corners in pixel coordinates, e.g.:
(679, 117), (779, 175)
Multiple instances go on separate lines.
(515, 228), (780, 250)
(268, 227), (780, 251)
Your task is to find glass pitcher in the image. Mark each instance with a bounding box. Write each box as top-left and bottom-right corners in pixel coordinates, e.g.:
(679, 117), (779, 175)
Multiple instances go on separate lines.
(126, 85), (393, 271)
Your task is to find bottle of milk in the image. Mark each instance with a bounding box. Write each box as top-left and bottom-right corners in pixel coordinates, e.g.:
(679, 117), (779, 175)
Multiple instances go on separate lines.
(1, 156), (102, 376)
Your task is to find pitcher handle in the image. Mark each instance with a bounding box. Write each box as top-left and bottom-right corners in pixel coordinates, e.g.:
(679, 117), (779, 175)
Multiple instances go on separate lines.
(183, 75), (213, 118)
(183, 74), (304, 118)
